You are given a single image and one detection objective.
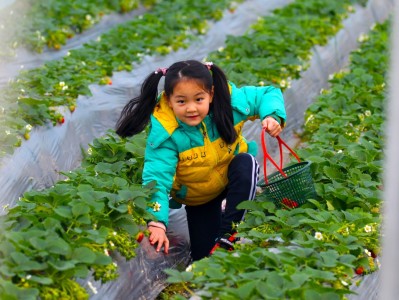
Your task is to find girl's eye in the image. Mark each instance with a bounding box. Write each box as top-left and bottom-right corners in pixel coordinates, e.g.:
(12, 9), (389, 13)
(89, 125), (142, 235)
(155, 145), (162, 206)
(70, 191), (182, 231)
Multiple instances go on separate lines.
(177, 100), (185, 104)
(196, 98), (204, 102)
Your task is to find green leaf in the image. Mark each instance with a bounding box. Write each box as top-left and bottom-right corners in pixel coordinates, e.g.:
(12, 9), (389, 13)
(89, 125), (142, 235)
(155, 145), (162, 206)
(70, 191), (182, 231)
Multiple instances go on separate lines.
(205, 267), (226, 280)
(236, 280), (257, 299)
(29, 237), (46, 251)
(338, 254), (356, 265)
(0, 280), (39, 300)
(48, 259), (76, 271)
(72, 203), (91, 216)
(93, 252), (112, 266)
(165, 269), (194, 283)
(73, 265), (90, 278)
(53, 206), (72, 218)
(237, 200), (264, 211)
(320, 251), (339, 267)
(326, 200), (335, 211)
(323, 166), (345, 180)
(42, 218), (62, 231)
(303, 267), (336, 281)
(28, 275), (53, 285)
(71, 247), (97, 264)
(46, 237), (71, 256)
(77, 214), (91, 224)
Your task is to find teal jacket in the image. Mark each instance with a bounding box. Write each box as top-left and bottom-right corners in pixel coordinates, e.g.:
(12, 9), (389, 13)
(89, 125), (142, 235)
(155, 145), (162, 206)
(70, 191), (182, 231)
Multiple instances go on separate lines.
(143, 82), (286, 226)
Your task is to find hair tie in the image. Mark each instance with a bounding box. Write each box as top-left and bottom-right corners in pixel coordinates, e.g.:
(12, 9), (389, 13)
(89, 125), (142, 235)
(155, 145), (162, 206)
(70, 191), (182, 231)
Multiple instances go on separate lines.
(204, 61), (213, 70)
(155, 68), (168, 76)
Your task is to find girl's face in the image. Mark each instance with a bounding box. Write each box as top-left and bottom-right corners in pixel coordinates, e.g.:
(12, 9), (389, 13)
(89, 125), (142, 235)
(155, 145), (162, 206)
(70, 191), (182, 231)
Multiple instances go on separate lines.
(167, 79), (213, 127)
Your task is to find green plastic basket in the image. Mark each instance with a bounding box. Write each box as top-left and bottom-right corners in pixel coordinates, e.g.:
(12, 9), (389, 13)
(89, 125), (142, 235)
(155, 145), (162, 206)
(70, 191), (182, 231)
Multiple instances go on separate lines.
(259, 161), (316, 208)
(260, 132), (316, 209)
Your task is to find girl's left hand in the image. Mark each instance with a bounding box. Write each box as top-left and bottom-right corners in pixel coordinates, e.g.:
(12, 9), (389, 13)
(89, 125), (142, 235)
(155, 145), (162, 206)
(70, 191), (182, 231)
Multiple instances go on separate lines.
(262, 117), (282, 137)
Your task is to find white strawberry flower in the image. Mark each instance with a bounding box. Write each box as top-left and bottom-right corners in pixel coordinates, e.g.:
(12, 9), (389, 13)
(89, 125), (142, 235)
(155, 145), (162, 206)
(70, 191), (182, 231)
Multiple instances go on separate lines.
(185, 264), (193, 272)
(314, 232), (323, 240)
(87, 281), (98, 294)
(153, 202), (161, 212)
(358, 33), (369, 43)
(364, 225), (372, 233)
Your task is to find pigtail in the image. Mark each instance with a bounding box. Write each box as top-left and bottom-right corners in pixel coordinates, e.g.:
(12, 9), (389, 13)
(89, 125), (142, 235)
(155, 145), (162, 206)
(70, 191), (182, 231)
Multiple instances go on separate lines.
(116, 71), (163, 137)
(209, 63), (238, 144)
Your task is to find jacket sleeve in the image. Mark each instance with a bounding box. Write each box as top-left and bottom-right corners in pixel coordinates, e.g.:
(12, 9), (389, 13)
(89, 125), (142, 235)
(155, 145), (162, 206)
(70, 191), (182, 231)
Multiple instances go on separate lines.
(142, 138), (178, 227)
(230, 82), (286, 126)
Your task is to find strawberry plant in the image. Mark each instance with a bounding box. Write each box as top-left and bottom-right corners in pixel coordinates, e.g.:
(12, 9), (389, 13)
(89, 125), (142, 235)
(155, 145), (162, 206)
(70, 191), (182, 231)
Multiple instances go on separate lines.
(207, 0), (365, 88)
(0, 0), (159, 54)
(0, 131), (156, 299)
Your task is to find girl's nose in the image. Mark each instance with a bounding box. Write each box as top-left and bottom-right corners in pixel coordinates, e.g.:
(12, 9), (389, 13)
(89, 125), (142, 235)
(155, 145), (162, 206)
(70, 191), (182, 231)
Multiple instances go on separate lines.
(186, 104), (196, 112)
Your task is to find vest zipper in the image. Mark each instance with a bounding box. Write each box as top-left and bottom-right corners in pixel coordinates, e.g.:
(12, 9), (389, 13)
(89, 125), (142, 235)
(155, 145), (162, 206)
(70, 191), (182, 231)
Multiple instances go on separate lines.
(201, 122), (222, 171)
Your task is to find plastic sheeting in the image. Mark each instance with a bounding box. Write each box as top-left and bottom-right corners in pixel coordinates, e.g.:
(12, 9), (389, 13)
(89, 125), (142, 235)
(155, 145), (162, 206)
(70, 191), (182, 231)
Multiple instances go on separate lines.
(81, 208), (191, 300)
(0, 0), (393, 298)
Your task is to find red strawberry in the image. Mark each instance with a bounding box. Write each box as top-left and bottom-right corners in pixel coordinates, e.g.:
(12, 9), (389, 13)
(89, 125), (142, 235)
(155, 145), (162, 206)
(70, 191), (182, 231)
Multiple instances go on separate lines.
(136, 232), (144, 243)
(355, 266), (364, 275)
(58, 116), (65, 124)
(370, 250), (377, 259)
(281, 198), (299, 208)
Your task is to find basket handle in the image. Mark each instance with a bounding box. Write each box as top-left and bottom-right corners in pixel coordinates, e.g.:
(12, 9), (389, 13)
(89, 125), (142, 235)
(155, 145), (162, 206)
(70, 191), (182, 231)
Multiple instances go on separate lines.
(260, 129), (301, 184)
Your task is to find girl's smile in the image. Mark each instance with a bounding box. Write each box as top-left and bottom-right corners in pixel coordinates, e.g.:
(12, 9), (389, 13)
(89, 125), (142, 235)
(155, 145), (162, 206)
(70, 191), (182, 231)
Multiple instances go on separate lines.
(167, 79), (214, 126)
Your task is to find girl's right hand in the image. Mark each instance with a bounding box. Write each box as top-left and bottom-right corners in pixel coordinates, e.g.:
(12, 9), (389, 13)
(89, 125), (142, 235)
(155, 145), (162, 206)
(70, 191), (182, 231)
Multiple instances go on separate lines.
(148, 222), (169, 254)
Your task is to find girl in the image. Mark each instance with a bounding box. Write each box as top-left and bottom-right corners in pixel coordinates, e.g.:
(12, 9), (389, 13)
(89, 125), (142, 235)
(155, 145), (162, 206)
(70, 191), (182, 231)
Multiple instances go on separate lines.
(116, 60), (286, 261)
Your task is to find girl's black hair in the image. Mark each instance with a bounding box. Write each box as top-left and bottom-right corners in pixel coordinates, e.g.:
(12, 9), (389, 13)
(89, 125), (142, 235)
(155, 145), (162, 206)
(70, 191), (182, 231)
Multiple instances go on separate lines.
(115, 60), (238, 144)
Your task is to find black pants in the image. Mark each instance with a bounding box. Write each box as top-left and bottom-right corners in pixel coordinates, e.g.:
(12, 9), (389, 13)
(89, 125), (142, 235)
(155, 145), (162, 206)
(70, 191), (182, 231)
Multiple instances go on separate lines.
(185, 153), (259, 261)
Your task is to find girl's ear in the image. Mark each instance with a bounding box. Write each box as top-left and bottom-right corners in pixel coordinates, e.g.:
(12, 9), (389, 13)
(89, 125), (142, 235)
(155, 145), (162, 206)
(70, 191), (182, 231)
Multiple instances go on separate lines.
(162, 93), (172, 108)
(209, 85), (215, 103)
(167, 96), (174, 109)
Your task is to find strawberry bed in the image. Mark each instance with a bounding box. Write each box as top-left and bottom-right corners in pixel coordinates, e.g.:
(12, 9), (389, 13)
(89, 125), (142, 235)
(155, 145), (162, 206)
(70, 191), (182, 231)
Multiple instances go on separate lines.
(0, 0), (157, 54)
